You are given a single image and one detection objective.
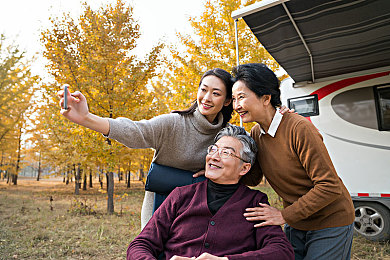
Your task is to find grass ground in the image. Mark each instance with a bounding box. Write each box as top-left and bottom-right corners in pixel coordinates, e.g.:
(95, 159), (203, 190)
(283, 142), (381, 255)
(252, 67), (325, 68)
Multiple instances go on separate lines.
(0, 177), (389, 259)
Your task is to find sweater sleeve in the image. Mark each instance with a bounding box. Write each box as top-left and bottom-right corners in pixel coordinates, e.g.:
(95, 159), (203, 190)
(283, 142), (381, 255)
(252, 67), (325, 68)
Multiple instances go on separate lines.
(226, 195), (294, 260)
(281, 118), (343, 224)
(127, 188), (180, 260)
(106, 113), (175, 149)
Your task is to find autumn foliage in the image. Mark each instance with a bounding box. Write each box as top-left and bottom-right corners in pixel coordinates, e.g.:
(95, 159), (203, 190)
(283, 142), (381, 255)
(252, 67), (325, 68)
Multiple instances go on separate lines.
(1, 0), (281, 213)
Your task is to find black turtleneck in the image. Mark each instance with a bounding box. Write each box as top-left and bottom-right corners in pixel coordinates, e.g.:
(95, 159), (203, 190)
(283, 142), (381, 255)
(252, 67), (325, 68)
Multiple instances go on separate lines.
(207, 179), (240, 215)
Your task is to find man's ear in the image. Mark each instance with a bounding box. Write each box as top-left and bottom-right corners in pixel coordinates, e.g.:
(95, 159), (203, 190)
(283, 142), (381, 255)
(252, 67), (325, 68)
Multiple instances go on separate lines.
(239, 163), (251, 177)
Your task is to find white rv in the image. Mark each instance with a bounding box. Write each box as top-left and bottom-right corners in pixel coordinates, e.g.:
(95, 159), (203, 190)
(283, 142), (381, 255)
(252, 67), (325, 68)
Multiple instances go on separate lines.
(232, 0), (390, 241)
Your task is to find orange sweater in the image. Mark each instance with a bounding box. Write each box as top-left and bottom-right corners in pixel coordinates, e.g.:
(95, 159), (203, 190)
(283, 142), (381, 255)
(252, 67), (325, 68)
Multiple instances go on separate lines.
(246, 113), (354, 231)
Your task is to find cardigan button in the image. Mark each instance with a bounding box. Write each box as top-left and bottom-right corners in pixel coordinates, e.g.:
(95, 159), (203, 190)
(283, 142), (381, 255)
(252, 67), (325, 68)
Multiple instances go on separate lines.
(204, 242), (210, 248)
(210, 221), (215, 226)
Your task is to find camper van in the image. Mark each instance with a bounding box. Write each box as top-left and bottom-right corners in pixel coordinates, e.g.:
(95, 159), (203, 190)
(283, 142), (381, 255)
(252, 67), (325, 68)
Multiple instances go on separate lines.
(232, 0), (390, 241)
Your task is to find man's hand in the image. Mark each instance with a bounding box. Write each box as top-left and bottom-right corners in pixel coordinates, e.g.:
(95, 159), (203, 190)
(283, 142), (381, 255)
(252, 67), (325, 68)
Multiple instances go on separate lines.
(244, 203), (286, 227)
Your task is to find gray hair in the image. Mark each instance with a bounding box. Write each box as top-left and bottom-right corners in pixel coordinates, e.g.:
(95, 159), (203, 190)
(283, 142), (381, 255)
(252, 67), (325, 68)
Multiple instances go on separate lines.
(214, 125), (258, 165)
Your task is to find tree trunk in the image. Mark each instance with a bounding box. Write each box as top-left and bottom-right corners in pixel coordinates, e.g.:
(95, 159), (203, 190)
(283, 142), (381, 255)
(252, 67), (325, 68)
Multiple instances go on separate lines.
(89, 169), (93, 188)
(13, 126), (22, 185)
(99, 171), (103, 189)
(138, 163), (144, 181)
(106, 172), (109, 191)
(37, 151), (41, 181)
(107, 171), (114, 214)
(0, 151), (4, 180)
(74, 164), (79, 195)
(79, 168), (82, 189)
(83, 170), (87, 190)
(66, 168), (70, 185)
(12, 173), (18, 185)
(105, 113), (115, 214)
(127, 170), (131, 188)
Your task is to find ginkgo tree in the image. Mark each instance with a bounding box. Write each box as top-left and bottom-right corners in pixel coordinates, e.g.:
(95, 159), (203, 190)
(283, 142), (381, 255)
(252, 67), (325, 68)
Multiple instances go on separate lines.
(40, 0), (164, 214)
(0, 34), (38, 184)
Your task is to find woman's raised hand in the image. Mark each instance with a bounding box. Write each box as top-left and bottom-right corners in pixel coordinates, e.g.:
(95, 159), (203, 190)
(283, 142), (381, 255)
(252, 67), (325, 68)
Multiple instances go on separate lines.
(57, 87), (110, 135)
(279, 105), (295, 114)
(58, 87), (89, 126)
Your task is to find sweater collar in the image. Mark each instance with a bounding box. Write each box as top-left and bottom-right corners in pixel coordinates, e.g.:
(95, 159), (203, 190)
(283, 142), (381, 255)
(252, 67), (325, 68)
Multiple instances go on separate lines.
(259, 108), (282, 137)
(207, 179), (240, 193)
(199, 180), (247, 215)
(190, 107), (223, 134)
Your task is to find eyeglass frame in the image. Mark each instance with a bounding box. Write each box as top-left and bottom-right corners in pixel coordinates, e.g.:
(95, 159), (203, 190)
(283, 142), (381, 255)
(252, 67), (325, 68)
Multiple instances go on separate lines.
(207, 145), (249, 163)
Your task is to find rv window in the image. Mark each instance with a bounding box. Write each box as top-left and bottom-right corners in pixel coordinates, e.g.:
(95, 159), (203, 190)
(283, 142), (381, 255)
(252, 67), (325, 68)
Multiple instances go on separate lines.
(332, 87), (377, 130)
(287, 94), (319, 117)
(375, 86), (390, 131)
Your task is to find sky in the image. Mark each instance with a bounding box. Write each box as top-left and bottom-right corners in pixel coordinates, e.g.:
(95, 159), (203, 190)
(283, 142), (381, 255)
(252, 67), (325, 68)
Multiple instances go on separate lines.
(0, 0), (204, 79)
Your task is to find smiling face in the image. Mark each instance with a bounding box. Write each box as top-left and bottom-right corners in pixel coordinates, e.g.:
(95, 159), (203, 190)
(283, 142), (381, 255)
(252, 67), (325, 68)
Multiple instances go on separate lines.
(197, 75), (231, 123)
(205, 136), (251, 184)
(232, 80), (269, 124)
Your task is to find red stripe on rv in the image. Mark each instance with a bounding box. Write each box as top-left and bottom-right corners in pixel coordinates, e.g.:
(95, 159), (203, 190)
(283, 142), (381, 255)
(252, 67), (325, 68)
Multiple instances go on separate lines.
(358, 193), (369, 197)
(310, 71), (390, 100)
(381, 194), (390, 198)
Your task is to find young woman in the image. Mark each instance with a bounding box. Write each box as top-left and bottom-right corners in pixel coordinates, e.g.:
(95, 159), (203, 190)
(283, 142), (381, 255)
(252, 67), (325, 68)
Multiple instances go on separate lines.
(59, 68), (234, 228)
(231, 63), (355, 260)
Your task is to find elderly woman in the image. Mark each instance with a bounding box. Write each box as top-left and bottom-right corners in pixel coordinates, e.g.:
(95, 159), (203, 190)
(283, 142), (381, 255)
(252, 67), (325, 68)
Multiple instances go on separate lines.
(231, 63), (354, 260)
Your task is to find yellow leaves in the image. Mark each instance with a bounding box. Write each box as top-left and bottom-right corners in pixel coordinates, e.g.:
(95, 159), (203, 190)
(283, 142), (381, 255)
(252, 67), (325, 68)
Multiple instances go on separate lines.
(98, 188), (107, 194)
(37, 0), (163, 172)
(0, 34), (37, 167)
(113, 192), (128, 202)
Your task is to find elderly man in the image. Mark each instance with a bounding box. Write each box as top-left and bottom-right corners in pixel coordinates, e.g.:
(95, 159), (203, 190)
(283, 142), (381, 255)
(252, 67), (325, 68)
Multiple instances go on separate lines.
(127, 125), (294, 260)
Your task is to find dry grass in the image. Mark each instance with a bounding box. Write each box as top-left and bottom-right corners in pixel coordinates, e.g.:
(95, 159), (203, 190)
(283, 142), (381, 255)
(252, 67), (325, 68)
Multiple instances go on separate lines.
(0, 177), (144, 259)
(0, 178), (389, 259)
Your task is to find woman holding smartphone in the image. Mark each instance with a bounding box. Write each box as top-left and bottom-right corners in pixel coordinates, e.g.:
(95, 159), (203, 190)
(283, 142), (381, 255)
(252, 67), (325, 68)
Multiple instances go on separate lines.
(59, 68), (236, 228)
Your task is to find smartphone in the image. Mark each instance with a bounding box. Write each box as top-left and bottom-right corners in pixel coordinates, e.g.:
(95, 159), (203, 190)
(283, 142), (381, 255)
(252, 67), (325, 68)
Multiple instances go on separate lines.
(63, 85), (68, 110)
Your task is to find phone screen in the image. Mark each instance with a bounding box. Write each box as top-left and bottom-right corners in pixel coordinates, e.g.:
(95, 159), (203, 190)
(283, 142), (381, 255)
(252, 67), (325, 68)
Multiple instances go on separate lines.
(64, 85), (68, 110)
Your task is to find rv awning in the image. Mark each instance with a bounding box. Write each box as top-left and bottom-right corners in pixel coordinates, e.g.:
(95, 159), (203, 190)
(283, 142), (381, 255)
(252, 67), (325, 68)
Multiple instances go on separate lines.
(232, 0), (390, 83)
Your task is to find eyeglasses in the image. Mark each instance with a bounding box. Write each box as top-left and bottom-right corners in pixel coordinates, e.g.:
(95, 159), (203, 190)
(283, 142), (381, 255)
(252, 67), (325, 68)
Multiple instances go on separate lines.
(207, 145), (249, 163)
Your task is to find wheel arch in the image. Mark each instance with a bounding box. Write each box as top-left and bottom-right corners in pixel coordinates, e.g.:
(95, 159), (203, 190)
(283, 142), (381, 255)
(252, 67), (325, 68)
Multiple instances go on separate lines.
(352, 197), (390, 241)
(352, 197), (390, 210)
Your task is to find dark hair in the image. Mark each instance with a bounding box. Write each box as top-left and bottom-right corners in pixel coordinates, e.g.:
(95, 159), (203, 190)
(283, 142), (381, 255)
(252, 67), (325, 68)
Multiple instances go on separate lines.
(172, 68), (233, 127)
(232, 63), (281, 108)
(215, 125), (257, 165)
